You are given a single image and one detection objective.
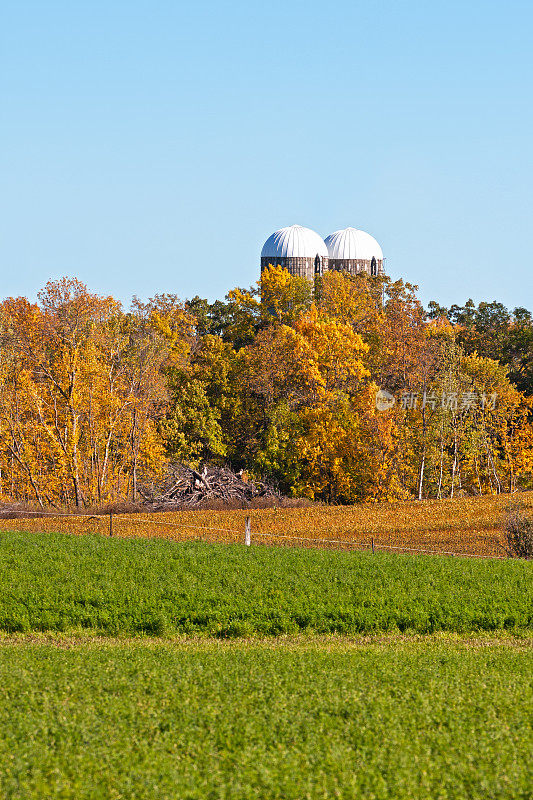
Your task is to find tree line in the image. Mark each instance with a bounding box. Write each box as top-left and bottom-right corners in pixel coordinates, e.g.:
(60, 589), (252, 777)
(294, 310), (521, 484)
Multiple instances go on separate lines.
(0, 271), (531, 507)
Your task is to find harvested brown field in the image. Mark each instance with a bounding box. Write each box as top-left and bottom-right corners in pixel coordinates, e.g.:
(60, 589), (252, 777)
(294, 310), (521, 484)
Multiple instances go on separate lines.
(1, 491), (532, 558)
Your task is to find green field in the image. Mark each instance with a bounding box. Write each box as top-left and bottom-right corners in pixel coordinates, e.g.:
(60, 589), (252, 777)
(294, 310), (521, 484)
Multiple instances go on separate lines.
(1, 532), (532, 798)
(0, 637), (531, 800)
(0, 531), (531, 636)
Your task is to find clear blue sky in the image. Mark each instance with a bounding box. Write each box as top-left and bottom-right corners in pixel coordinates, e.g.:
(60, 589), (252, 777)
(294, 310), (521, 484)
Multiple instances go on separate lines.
(2, 0), (532, 310)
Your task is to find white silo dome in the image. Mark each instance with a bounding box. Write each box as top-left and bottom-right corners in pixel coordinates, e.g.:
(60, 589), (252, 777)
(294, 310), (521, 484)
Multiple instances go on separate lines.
(324, 228), (383, 261)
(261, 225), (328, 259)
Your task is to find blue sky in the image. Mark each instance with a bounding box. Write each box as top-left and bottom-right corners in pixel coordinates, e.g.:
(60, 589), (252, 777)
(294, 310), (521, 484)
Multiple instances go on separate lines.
(1, 0), (532, 310)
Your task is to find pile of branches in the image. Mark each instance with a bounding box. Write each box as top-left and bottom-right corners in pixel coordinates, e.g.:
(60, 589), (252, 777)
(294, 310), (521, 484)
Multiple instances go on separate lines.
(139, 464), (280, 509)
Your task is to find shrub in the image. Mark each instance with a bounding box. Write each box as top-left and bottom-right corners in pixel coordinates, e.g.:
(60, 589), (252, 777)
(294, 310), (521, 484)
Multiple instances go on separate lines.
(502, 505), (533, 559)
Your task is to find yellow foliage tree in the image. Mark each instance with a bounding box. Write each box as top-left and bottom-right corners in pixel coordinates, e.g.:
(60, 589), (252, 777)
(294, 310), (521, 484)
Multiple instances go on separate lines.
(0, 279), (176, 506)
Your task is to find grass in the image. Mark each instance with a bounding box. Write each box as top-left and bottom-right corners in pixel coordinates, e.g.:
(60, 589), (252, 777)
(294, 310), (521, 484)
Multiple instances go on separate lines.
(0, 531), (531, 636)
(1, 531), (531, 798)
(0, 637), (531, 799)
(2, 489), (533, 555)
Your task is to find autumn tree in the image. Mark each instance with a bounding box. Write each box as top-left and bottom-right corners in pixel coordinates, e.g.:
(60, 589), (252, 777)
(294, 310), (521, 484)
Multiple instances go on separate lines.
(0, 279), (174, 506)
(0, 270), (531, 508)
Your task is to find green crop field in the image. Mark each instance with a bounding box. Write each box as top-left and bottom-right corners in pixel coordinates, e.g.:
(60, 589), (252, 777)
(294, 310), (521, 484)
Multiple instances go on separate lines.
(1, 532), (532, 798)
(0, 531), (532, 636)
(0, 638), (531, 800)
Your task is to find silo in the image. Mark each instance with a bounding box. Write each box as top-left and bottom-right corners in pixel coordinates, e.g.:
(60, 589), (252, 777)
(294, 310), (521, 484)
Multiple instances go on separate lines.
(324, 228), (384, 276)
(261, 225), (329, 280)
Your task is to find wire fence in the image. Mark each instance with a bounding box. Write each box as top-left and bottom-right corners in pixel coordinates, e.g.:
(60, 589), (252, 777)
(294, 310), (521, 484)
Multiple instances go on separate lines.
(0, 508), (508, 559)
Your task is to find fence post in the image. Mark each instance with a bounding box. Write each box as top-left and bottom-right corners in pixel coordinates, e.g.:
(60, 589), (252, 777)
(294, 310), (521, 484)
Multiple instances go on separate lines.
(109, 512), (113, 537)
(245, 516), (251, 547)
(371, 537), (375, 554)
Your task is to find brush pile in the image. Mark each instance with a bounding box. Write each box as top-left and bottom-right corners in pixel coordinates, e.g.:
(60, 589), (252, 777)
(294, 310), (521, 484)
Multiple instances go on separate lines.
(139, 464), (279, 509)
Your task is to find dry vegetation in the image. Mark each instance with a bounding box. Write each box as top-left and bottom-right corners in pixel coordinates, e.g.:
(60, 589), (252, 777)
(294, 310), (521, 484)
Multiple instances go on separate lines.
(2, 491), (533, 557)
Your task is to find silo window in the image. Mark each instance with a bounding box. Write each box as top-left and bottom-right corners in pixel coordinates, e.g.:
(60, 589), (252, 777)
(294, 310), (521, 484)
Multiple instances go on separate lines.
(314, 254), (322, 275)
(371, 257), (377, 276)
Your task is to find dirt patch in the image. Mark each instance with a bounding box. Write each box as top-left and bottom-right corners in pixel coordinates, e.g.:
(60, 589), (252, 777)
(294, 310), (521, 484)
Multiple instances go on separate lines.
(0, 631), (531, 651)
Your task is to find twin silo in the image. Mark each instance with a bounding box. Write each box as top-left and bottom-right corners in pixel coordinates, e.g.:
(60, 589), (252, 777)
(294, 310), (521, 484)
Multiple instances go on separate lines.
(260, 224), (383, 281)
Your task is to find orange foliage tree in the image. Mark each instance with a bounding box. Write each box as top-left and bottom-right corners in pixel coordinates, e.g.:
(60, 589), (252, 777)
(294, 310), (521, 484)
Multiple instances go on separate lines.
(0, 279), (178, 506)
(0, 270), (531, 507)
